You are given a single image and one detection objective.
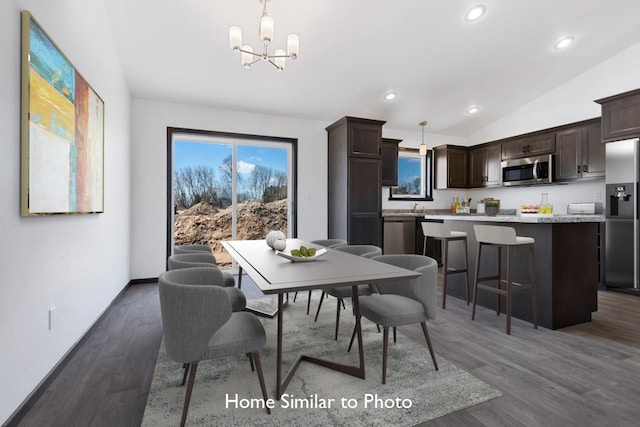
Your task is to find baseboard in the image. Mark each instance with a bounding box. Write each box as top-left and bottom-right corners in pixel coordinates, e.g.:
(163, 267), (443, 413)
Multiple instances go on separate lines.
(129, 277), (159, 285)
(2, 282), (132, 427)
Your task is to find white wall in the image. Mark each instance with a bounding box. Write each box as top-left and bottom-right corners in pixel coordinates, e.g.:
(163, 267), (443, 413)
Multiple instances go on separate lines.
(0, 0), (131, 423)
(130, 99), (330, 279)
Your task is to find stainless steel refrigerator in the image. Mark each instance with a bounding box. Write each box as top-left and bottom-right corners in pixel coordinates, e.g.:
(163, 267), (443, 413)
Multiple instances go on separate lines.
(605, 138), (640, 289)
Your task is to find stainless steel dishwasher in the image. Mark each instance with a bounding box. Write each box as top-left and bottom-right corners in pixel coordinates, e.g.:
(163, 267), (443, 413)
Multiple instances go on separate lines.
(383, 217), (416, 254)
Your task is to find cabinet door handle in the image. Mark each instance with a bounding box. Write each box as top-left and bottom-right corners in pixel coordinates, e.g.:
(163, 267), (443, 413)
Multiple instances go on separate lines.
(577, 165), (581, 174)
(522, 145), (527, 153)
(583, 165), (588, 173)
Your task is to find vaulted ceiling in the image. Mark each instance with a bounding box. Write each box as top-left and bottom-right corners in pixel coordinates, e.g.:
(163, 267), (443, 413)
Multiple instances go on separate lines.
(103, 0), (640, 136)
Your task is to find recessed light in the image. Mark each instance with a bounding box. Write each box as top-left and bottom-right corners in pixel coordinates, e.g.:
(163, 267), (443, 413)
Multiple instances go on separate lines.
(384, 91), (397, 101)
(467, 106), (480, 115)
(554, 36), (575, 49)
(465, 5), (486, 21)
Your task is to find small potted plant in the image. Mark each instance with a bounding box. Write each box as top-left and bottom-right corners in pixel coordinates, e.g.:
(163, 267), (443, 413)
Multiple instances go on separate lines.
(484, 199), (500, 216)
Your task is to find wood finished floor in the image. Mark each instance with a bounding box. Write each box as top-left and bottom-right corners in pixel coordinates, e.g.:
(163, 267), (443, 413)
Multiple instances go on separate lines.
(13, 276), (640, 427)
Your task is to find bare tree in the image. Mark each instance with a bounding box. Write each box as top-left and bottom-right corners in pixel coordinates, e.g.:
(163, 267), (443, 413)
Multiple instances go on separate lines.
(219, 155), (233, 199)
(174, 165), (218, 208)
(249, 165), (274, 201)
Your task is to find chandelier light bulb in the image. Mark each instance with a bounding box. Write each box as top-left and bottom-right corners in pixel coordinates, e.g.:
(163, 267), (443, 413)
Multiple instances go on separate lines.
(275, 49), (286, 70)
(229, 26), (242, 50)
(241, 45), (254, 68)
(260, 15), (274, 43)
(287, 34), (299, 59)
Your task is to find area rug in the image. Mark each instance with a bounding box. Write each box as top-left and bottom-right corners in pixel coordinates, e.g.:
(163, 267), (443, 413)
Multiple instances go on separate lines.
(142, 297), (502, 426)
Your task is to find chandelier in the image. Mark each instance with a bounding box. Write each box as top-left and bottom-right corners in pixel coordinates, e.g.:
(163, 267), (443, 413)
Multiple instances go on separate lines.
(228, 0), (300, 71)
(419, 121), (428, 155)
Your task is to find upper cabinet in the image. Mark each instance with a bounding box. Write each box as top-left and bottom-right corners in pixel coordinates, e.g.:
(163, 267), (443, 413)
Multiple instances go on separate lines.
(381, 138), (401, 186)
(595, 89), (640, 142)
(434, 145), (468, 189)
(555, 120), (604, 182)
(469, 144), (501, 187)
(502, 132), (555, 159)
(347, 118), (383, 157)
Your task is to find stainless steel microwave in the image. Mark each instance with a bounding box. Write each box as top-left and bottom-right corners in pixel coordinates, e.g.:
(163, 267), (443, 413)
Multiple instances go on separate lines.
(501, 154), (554, 186)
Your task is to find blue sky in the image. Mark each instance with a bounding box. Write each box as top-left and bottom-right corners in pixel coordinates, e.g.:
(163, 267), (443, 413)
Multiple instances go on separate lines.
(398, 157), (421, 185)
(174, 140), (287, 176)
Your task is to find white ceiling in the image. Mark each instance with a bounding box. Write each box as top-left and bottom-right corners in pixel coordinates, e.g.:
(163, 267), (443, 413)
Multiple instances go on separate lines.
(103, 0), (640, 136)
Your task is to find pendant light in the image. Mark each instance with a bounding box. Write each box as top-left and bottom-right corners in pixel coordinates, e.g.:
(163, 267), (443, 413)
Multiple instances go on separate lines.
(419, 121), (427, 155)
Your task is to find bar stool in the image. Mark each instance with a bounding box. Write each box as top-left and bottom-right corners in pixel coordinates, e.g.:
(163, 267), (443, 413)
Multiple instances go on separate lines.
(421, 222), (470, 309)
(471, 225), (538, 335)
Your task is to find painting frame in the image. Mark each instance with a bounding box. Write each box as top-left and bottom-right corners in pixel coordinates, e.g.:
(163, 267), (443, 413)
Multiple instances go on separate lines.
(20, 10), (104, 216)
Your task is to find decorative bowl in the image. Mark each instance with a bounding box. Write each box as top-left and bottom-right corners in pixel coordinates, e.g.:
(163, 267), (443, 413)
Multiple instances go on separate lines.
(276, 248), (327, 262)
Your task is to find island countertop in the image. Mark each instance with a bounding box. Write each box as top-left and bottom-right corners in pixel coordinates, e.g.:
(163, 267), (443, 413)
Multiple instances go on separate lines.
(422, 213), (605, 223)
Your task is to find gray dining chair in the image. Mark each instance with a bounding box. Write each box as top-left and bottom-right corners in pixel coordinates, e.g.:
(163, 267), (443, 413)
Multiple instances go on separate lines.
(293, 238), (349, 314)
(168, 253), (244, 311)
(314, 245), (382, 340)
(349, 254), (439, 384)
(169, 252), (236, 287)
(174, 244), (213, 255)
(158, 267), (270, 426)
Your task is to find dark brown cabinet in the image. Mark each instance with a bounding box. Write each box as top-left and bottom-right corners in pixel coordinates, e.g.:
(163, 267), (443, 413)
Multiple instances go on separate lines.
(434, 145), (469, 189)
(502, 132), (555, 159)
(556, 120), (604, 182)
(381, 138), (400, 186)
(596, 89), (640, 142)
(469, 144), (501, 187)
(327, 117), (385, 247)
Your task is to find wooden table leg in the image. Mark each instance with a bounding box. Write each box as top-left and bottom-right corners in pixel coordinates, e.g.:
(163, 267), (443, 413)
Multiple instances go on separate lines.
(237, 266), (243, 289)
(276, 292), (283, 399)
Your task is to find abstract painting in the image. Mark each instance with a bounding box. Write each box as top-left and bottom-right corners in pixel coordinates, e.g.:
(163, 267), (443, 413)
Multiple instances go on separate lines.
(21, 11), (104, 215)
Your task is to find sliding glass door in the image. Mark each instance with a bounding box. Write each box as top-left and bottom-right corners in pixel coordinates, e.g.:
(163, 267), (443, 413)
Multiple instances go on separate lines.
(169, 129), (296, 269)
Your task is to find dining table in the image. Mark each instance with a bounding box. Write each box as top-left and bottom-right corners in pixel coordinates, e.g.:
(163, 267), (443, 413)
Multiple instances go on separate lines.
(221, 238), (420, 399)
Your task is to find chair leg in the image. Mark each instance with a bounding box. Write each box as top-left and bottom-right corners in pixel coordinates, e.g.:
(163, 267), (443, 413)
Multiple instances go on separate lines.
(420, 322), (439, 370)
(307, 290), (312, 315)
(393, 326), (397, 343)
(471, 243), (482, 321)
(180, 362), (198, 427)
(442, 238), (448, 309)
(376, 324), (381, 333)
(335, 298), (341, 340)
(314, 291), (325, 322)
(247, 353), (255, 371)
(252, 352), (271, 415)
(293, 291), (297, 302)
(382, 327), (389, 384)
(181, 363), (189, 386)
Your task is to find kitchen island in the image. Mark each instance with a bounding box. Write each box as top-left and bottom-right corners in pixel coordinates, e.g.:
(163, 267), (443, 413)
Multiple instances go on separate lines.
(422, 213), (605, 329)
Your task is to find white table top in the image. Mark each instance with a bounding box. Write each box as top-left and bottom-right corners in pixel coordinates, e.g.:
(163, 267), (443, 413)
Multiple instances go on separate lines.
(222, 239), (420, 294)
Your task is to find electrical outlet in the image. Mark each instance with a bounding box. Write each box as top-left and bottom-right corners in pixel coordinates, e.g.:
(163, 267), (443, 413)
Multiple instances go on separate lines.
(49, 306), (56, 330)
(594, 191), (601, 200)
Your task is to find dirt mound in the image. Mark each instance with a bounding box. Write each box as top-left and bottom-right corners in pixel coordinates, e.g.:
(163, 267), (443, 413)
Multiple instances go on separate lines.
(181, 201), (219, 216)
(174, 199), (288, 267)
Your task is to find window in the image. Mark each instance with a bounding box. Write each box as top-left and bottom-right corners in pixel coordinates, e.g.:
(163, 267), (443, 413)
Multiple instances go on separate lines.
(167, 128), (297, 269)
(389, 148), (433, 200)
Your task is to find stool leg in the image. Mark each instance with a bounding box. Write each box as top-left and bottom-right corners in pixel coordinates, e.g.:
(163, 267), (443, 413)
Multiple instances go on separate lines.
(423, 235), (427, 256)
(506, 247), (513, 335)
(471, 242), (482, 321)
(442, 238), (448, 309)
(496, 246), (502, 316)
(530, 244), (538, 329)
(463, 237), (470, 305)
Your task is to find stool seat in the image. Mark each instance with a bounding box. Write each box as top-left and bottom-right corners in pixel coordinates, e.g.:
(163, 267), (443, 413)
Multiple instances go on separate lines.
(450, 230), (468, 238)
(421, 222), (470, 309)
(471, 225), (538, 335)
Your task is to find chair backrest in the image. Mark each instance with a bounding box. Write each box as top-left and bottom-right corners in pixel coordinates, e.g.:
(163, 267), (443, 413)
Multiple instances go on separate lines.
(473, 225), (517, 245)
(421, 222), (452, 239)
(158, 267), (230, 363)
(371, 254), (438, 320)
(174, 244), (212, 255)
(310, 239), (348, 248)
(335, 244), (382, 258)
(168, 252), (218, 270)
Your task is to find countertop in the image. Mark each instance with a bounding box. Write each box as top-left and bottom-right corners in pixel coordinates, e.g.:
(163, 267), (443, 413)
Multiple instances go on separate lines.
(422, 213), (605, 223)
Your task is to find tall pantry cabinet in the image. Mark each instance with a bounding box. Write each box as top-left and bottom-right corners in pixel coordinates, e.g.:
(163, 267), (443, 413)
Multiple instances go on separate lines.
(326, 116), (386, 247)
